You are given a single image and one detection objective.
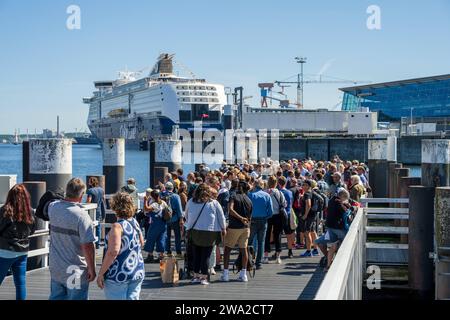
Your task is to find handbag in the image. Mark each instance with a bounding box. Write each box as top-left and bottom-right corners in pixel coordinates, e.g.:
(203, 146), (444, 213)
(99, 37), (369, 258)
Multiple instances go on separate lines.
(160, 256), (180, 284)
(273, 190), (289, 228)
(186, 202), (207, 242)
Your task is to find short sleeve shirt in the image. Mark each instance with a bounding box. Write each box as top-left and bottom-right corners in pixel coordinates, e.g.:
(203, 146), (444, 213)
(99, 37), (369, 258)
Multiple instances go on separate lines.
(48, 200), (96, 286)
(228, 193), (252, 229)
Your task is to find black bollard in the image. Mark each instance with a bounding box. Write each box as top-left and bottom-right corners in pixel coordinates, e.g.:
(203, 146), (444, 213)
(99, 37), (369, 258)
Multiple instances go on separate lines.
(408, 186), (435, 298)
(23, 181), (47, 269)
(102, 138), (125, 195)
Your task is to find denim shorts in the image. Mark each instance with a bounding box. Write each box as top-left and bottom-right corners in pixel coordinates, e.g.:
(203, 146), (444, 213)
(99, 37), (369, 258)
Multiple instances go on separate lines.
(314, 228), (347, 246)
(104, 278), (143, 300)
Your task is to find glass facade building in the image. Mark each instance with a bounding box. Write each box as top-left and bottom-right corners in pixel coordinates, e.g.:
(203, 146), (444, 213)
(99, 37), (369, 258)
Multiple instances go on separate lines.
(340, 74), (450, 121)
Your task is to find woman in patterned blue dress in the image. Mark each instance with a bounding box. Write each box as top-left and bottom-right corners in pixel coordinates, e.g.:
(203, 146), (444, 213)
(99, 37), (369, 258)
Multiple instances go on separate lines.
(97, 192), (145, 300)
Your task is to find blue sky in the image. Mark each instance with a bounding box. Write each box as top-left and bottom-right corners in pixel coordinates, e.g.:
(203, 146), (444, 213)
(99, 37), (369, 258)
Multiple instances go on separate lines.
(0, 0), (449, 134)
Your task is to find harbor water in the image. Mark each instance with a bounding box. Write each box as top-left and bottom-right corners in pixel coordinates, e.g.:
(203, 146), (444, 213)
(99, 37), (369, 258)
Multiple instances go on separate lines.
(0, 144), (420, 192)
(0, 144), (222, 191)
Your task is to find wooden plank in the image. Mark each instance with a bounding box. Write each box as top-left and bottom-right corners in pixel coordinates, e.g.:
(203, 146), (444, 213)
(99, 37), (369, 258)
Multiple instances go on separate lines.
(366, 214), (409, 220)
(366, 247), (408, 264)
(366, 243), (408, 249)
(365, 208), (409, 214)
(366, 226), (409, 234)
(0, 241), (324, 300)
(360, 198), (409, 204)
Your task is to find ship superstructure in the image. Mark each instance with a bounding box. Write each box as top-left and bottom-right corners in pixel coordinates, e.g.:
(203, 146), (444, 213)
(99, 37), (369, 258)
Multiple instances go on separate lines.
(83, 54), (227, 145)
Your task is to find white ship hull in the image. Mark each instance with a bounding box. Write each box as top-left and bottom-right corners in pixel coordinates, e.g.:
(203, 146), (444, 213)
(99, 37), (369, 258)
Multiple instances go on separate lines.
(83, 54), (227, 145)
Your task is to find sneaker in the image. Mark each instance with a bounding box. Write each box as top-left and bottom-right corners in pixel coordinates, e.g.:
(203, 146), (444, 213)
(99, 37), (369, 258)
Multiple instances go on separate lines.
(312, 249), (320, 256)
(239, 273), (249, 282)
(144, 255), (155, 264)
(276, 257), (282, 264)
(256, 265), (263, 270)
(210, 268), (216, 275)
(214, 265), (222, 272)
(288, 250), (293, 258)
(300, 250), (312, 257)
(262, 256), (269, 264)
(191, 277), (201, 284)
(200, 279), (209, 285)
(220, 273), (229, 282)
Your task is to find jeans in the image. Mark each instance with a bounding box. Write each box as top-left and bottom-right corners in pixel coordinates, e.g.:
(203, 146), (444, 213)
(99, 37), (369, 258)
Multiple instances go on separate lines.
(265, 214), (283, 253)
(166, 220), (182, 254)
(144, 214), (167, 253)
(249, 218), (268, 267)
(0, 254), (27, 300)
(192, 245), (213, 275)
(104, 278), (143, 300)
(49, 279), (89, 300)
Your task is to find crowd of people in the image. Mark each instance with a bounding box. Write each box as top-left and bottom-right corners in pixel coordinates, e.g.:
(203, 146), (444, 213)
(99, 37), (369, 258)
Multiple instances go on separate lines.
(0, 157), (370, 300)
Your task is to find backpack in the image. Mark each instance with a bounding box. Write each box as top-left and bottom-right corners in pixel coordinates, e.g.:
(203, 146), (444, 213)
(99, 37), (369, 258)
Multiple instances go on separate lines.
(311, 190), (325, 214)
(315, 189), (329, 210)
(293, 189), (302, 210)
(161, 195), (173, 222)
(35, 190), (64, 221)
(342, 208), (355, 231)
(233, 246), (256, 278)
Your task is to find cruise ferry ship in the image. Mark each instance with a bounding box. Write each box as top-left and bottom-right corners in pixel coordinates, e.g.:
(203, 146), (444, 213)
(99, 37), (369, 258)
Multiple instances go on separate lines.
(83, 54), (227, 146)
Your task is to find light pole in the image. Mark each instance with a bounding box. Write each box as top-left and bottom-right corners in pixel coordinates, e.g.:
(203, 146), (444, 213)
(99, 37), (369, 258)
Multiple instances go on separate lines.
(295, 57), (307, 108)
(410, 107), (414, 134)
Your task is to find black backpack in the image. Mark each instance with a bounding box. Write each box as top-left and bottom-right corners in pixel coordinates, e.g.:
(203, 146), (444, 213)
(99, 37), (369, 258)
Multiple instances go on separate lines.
(233, 246), (256, 278)
(311, 190), (325, 214)
(35, 190), (64, 221)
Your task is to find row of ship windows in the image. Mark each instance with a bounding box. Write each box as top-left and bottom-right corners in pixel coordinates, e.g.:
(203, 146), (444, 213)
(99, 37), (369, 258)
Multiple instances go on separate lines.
(178, 97), (219, 103)
(176, 85), (216, 91)
(177, 91), (218, 97)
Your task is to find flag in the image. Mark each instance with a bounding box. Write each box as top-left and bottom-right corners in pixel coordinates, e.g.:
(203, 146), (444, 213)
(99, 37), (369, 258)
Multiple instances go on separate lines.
(201, 113), (209, 119)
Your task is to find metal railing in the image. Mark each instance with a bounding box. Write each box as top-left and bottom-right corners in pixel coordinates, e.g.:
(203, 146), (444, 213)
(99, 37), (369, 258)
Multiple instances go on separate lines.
(314, 207), (366, 300)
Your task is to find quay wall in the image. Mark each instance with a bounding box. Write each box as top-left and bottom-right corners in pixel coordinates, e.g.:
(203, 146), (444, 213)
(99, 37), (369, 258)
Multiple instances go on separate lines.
(278, 135), (438, 164)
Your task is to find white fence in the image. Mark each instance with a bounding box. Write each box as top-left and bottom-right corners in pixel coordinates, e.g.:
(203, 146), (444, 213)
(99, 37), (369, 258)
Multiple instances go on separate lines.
(314, 207), (366, 300)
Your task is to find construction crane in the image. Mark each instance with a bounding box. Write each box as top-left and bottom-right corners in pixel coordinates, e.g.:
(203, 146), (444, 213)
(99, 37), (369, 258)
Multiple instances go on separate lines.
(275, 57), (370, 109)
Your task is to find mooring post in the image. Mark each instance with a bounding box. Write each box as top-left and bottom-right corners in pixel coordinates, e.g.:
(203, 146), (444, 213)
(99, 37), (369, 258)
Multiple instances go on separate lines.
(398, 176), (420, 243)
(0, 175), (17, 204)
(102, 138), (125, 195)
(388, 163), (402, 200)
(150, 137), (182, 187)
(22, 141), (30, 182)
(23, 181), (48, 268)
(28, 139), (72, 193)
(408, 186), (435, 298)
(421, 139), (450, 187)
(248, 136), (258, 165)
(367, 139), (393, 198)
(434, 187), (450, 300)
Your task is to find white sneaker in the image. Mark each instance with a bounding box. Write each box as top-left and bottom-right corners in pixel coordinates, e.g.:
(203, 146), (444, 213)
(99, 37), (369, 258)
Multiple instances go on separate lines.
(191, 277), (201, 284)
(220, 273), (229, 282)
(210, 268), (216, 275)
(276, 257), (282, 264)
(200, 279), (209, 285)
(238, 273), (249, 282)
(263, 256), (269, 264)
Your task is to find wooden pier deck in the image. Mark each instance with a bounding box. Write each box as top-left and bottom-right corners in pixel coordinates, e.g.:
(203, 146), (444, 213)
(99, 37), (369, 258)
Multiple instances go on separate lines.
(0, 248), (324, 300)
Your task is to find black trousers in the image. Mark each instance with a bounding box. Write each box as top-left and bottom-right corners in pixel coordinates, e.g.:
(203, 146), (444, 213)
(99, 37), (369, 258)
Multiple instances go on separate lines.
(192, 244), (213, 275)
(265, 213), (283, 253)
